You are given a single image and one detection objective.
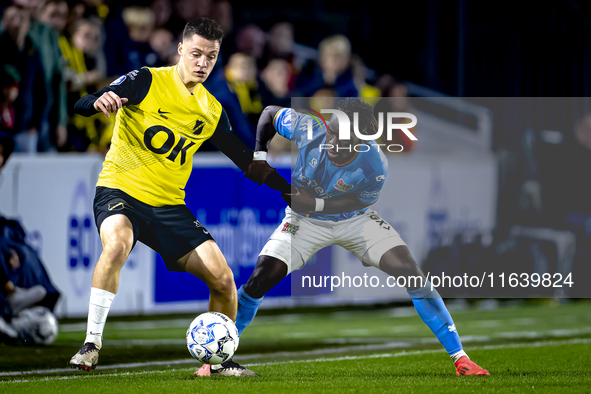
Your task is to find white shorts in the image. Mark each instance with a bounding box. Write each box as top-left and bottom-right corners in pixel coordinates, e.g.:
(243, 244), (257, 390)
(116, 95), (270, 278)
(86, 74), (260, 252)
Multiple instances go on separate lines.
(259, 208), (406, 273)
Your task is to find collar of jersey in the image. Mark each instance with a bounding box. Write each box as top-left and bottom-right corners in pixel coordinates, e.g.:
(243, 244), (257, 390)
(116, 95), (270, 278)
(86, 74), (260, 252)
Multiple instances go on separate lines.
(329, 150), (360, 167)
(173, 64), (198, 102)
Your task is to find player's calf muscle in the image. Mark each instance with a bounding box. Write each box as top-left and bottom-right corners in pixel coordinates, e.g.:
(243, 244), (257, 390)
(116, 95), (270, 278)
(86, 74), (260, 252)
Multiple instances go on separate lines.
(182, 247), (236, 299)
(93, 222), (133, 292)
(91, 250), (129, 293)
(207, 270), (237, 320)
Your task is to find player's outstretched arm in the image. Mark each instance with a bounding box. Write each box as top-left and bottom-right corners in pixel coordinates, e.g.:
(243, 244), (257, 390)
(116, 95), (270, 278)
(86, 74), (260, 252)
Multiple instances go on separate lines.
(209, 109), (290, 194)
(74, 90), (127, 117)
(246, 105), (284, 185)
(254, 105), (283, 152)
(243, 105), (291, 194)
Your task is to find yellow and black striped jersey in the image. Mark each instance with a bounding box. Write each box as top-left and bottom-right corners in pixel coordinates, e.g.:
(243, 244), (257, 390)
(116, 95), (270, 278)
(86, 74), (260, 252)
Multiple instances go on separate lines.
(75, 65), (251, 206)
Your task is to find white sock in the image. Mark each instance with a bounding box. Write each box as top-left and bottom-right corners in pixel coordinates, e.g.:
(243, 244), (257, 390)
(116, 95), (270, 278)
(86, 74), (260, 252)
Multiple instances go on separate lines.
(450, 350), (468, 364)
(84, 287), (115, 349)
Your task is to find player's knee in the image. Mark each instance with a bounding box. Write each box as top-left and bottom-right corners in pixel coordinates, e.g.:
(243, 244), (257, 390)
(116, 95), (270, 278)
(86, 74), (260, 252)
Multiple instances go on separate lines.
(379, 246), (422, 277)
(244, 256), (287, 298)
(100, 239), (132, 267)
(209, 270), (236, 300)
(99, 219), (134, 266)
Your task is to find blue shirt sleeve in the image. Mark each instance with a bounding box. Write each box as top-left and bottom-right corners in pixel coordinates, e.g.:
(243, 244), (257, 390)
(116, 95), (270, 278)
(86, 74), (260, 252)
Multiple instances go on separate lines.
(273, 108), (292, 139)
(207, 108), (250, 171)
(273, 108), (325, 148)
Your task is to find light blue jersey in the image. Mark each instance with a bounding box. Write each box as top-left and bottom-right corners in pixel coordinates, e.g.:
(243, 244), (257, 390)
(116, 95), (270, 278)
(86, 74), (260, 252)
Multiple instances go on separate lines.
(274, 108), (388, 221)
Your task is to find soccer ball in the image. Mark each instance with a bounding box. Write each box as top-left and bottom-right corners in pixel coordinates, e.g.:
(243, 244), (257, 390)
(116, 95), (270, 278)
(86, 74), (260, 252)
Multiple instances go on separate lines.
(186, 312), (239, 365)
(11, 306), (59, 345)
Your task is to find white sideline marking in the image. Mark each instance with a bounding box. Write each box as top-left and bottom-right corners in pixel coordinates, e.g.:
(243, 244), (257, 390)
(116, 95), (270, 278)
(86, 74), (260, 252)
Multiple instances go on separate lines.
(59, 319), (193, 332)
(60, 314), (303, 332)
(3, 325), (591, 375)
(1, 338), (590, 384)
(339, 329), (371, 335)
(107, 339), (186, 346)
(0, 341), (416, 378)
(248, 338), (591, 367)
(62, 325), (591, 347)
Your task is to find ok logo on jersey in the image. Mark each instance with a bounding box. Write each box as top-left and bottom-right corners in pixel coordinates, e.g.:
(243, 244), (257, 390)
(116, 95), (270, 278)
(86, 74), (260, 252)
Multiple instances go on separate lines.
(144, 126), (195, 165)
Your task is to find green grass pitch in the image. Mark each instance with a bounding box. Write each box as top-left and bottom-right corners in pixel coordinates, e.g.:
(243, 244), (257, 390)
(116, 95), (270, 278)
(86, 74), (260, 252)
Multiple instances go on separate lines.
(1, 300), (590, 393)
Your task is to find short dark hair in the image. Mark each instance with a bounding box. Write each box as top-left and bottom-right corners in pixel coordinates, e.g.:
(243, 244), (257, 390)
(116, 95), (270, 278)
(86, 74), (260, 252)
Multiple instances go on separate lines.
(336, 98), (378, 136)
(183, 17), (224, 43)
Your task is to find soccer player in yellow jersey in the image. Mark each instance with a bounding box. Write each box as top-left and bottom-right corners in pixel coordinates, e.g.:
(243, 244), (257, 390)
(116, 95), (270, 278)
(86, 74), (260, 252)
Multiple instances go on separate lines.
(69, 18), (288, 376)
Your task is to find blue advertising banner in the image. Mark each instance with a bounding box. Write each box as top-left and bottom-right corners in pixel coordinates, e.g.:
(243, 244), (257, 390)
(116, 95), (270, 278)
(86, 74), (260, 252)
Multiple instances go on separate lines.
(154, 166), (334, 303)
(0, 150), (497, 315)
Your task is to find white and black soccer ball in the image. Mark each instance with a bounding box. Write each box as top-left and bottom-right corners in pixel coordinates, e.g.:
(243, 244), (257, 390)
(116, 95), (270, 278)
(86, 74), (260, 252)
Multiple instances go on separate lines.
(186, 312), (239, 365)
(11, 306), (59, 345)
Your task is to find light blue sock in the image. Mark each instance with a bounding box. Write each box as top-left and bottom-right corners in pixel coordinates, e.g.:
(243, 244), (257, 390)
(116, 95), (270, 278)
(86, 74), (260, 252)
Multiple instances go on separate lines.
(407, 281), (462, 355)
(235, 285), (264, 336)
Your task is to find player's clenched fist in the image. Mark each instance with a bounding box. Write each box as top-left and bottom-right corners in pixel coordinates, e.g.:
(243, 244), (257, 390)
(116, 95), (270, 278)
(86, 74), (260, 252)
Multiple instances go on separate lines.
(288, 186), (316, 213)
(245, 160), (276, 185)
(93, 91), (129, 117)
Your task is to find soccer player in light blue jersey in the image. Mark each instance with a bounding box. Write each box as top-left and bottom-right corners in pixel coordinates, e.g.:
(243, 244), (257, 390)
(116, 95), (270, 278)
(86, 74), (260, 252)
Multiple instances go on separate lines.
(234, 98), (489, 377)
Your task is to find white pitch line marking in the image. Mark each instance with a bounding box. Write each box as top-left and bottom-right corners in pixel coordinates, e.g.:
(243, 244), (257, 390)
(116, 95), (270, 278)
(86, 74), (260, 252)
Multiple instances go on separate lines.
(58, 325), (591, 348)
(3, 325), (591, 376)
(1, 338), (590, 384)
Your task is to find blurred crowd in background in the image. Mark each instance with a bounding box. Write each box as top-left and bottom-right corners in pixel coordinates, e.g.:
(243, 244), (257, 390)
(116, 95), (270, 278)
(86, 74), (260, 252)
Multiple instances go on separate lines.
(0, 0), (411, 159)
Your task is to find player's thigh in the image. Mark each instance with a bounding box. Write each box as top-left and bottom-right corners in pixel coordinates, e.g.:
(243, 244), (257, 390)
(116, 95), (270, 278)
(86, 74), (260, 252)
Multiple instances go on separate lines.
(97, 214), (135, 265)
(93, 187), (144, 262)
(261, 209), (332, 273)
(141, 205), (214, 272)
(337, 210), (406, 269)
(180, 240), (235, 293)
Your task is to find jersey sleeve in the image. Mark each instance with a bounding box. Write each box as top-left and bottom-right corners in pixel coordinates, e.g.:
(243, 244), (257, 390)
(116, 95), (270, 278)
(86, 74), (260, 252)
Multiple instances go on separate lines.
(272, 108), (293, 139)
(74, 68), (152, 116)
(208, 108), (250, 171)
(356, 155), (389, 205)
(273, 108), (324, 148)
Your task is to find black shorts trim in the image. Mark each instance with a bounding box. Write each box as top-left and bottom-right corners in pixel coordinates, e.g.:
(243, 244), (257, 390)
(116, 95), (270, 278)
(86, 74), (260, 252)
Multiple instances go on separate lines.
(93, 187), (214, 271)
